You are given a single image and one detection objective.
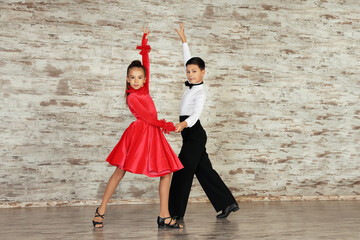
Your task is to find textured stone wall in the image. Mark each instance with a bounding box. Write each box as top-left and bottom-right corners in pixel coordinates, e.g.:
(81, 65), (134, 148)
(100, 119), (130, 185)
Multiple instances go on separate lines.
(1, 0), (360, 206)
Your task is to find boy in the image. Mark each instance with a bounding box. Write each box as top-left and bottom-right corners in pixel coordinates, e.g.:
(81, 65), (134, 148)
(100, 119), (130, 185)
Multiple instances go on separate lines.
(169, 23), (239, 220)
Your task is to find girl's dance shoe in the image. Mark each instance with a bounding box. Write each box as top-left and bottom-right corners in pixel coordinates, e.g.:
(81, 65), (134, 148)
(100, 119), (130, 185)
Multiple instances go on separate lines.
(157, 216), (182, 229)
(92, 207), (105, 228)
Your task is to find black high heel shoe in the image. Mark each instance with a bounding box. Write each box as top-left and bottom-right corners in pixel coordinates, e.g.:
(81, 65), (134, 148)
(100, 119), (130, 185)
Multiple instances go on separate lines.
(216, 202), (239, 218)
(157, 216), (182, 229)
(92, 207), (105, 228)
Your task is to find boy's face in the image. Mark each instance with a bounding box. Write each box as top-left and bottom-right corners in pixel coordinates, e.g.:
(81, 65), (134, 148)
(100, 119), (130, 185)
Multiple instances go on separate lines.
(127, 67), (146, 89)
(186, 64), (205, 84)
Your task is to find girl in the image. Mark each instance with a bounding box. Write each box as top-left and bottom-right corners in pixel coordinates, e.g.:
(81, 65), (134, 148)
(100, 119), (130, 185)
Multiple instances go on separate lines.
(92, 27), (183, 229)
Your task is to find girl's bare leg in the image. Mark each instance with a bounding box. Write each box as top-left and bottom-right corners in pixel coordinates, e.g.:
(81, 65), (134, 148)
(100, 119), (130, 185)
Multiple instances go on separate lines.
(93, 167), (126, 227)
(159, 173), (172, 217)
(159, 173), (183, 228)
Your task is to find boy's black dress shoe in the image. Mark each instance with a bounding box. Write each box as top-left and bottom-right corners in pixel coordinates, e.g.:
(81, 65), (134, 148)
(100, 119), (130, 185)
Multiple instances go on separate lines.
(216, 203), (239, 218)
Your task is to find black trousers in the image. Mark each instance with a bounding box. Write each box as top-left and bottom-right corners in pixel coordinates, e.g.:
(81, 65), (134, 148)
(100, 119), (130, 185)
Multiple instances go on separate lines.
(169, 116), (236, 217)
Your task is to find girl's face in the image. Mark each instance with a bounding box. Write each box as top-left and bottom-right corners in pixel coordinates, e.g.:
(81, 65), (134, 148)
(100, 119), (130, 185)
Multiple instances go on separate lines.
(127, 67), (146, 89)
(186, 64), (205, 84)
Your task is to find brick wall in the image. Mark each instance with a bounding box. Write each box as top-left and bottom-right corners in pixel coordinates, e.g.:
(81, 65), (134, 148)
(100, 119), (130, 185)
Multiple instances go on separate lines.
(1, 0), (359, 206)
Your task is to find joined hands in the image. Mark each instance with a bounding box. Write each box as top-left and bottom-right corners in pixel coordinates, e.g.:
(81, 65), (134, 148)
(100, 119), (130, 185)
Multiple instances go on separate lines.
(175, 121), (187, 133)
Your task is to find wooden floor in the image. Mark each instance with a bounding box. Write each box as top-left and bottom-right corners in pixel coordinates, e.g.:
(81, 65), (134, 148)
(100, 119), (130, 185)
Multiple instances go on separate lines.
(3, 201), (360, 239)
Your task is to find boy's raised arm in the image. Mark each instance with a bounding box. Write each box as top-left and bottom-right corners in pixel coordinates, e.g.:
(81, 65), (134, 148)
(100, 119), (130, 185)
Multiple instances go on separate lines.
(175, 23), (187, 43)
(175, 23), (192, 70)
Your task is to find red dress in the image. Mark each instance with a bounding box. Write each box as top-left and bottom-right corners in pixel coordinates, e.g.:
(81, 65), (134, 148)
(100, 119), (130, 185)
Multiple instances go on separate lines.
(106, 33), (183, 177)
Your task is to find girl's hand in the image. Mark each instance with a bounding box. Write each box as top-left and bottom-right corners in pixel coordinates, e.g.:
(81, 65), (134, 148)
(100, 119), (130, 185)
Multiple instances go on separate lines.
(142, 26), (150, 39)
(175, 23), (186, 43)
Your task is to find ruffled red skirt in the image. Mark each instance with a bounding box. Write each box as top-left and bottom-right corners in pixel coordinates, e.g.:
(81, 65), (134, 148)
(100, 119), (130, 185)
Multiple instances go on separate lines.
(106, 120), (183, 177)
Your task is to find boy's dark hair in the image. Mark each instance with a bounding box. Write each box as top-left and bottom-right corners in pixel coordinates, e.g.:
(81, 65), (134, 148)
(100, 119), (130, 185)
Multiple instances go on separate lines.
(186, 57), (205, 70)
(127, 60), (146, 77)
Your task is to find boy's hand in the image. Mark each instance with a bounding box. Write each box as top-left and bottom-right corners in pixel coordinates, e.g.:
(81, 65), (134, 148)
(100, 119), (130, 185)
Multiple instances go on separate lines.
(175, 121), (188, 133)
(142, 25), (150, 39)
(175, 23), (187, 43)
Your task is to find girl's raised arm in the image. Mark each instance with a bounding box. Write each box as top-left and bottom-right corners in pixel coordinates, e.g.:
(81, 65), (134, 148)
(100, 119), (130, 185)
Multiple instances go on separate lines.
(136, 26), (151, 92)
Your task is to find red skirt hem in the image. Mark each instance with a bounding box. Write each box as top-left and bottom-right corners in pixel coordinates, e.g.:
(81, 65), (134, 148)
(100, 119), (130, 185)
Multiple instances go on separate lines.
(107, 161), (183, 178)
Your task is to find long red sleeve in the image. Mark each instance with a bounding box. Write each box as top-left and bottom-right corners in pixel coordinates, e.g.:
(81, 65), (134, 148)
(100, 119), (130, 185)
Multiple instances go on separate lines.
(127, 94), (175, 134)
(136, 33), (151, 93)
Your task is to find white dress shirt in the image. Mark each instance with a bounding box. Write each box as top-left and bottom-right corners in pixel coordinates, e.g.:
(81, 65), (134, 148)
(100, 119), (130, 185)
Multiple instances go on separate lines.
(179, 43), (206, 128)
